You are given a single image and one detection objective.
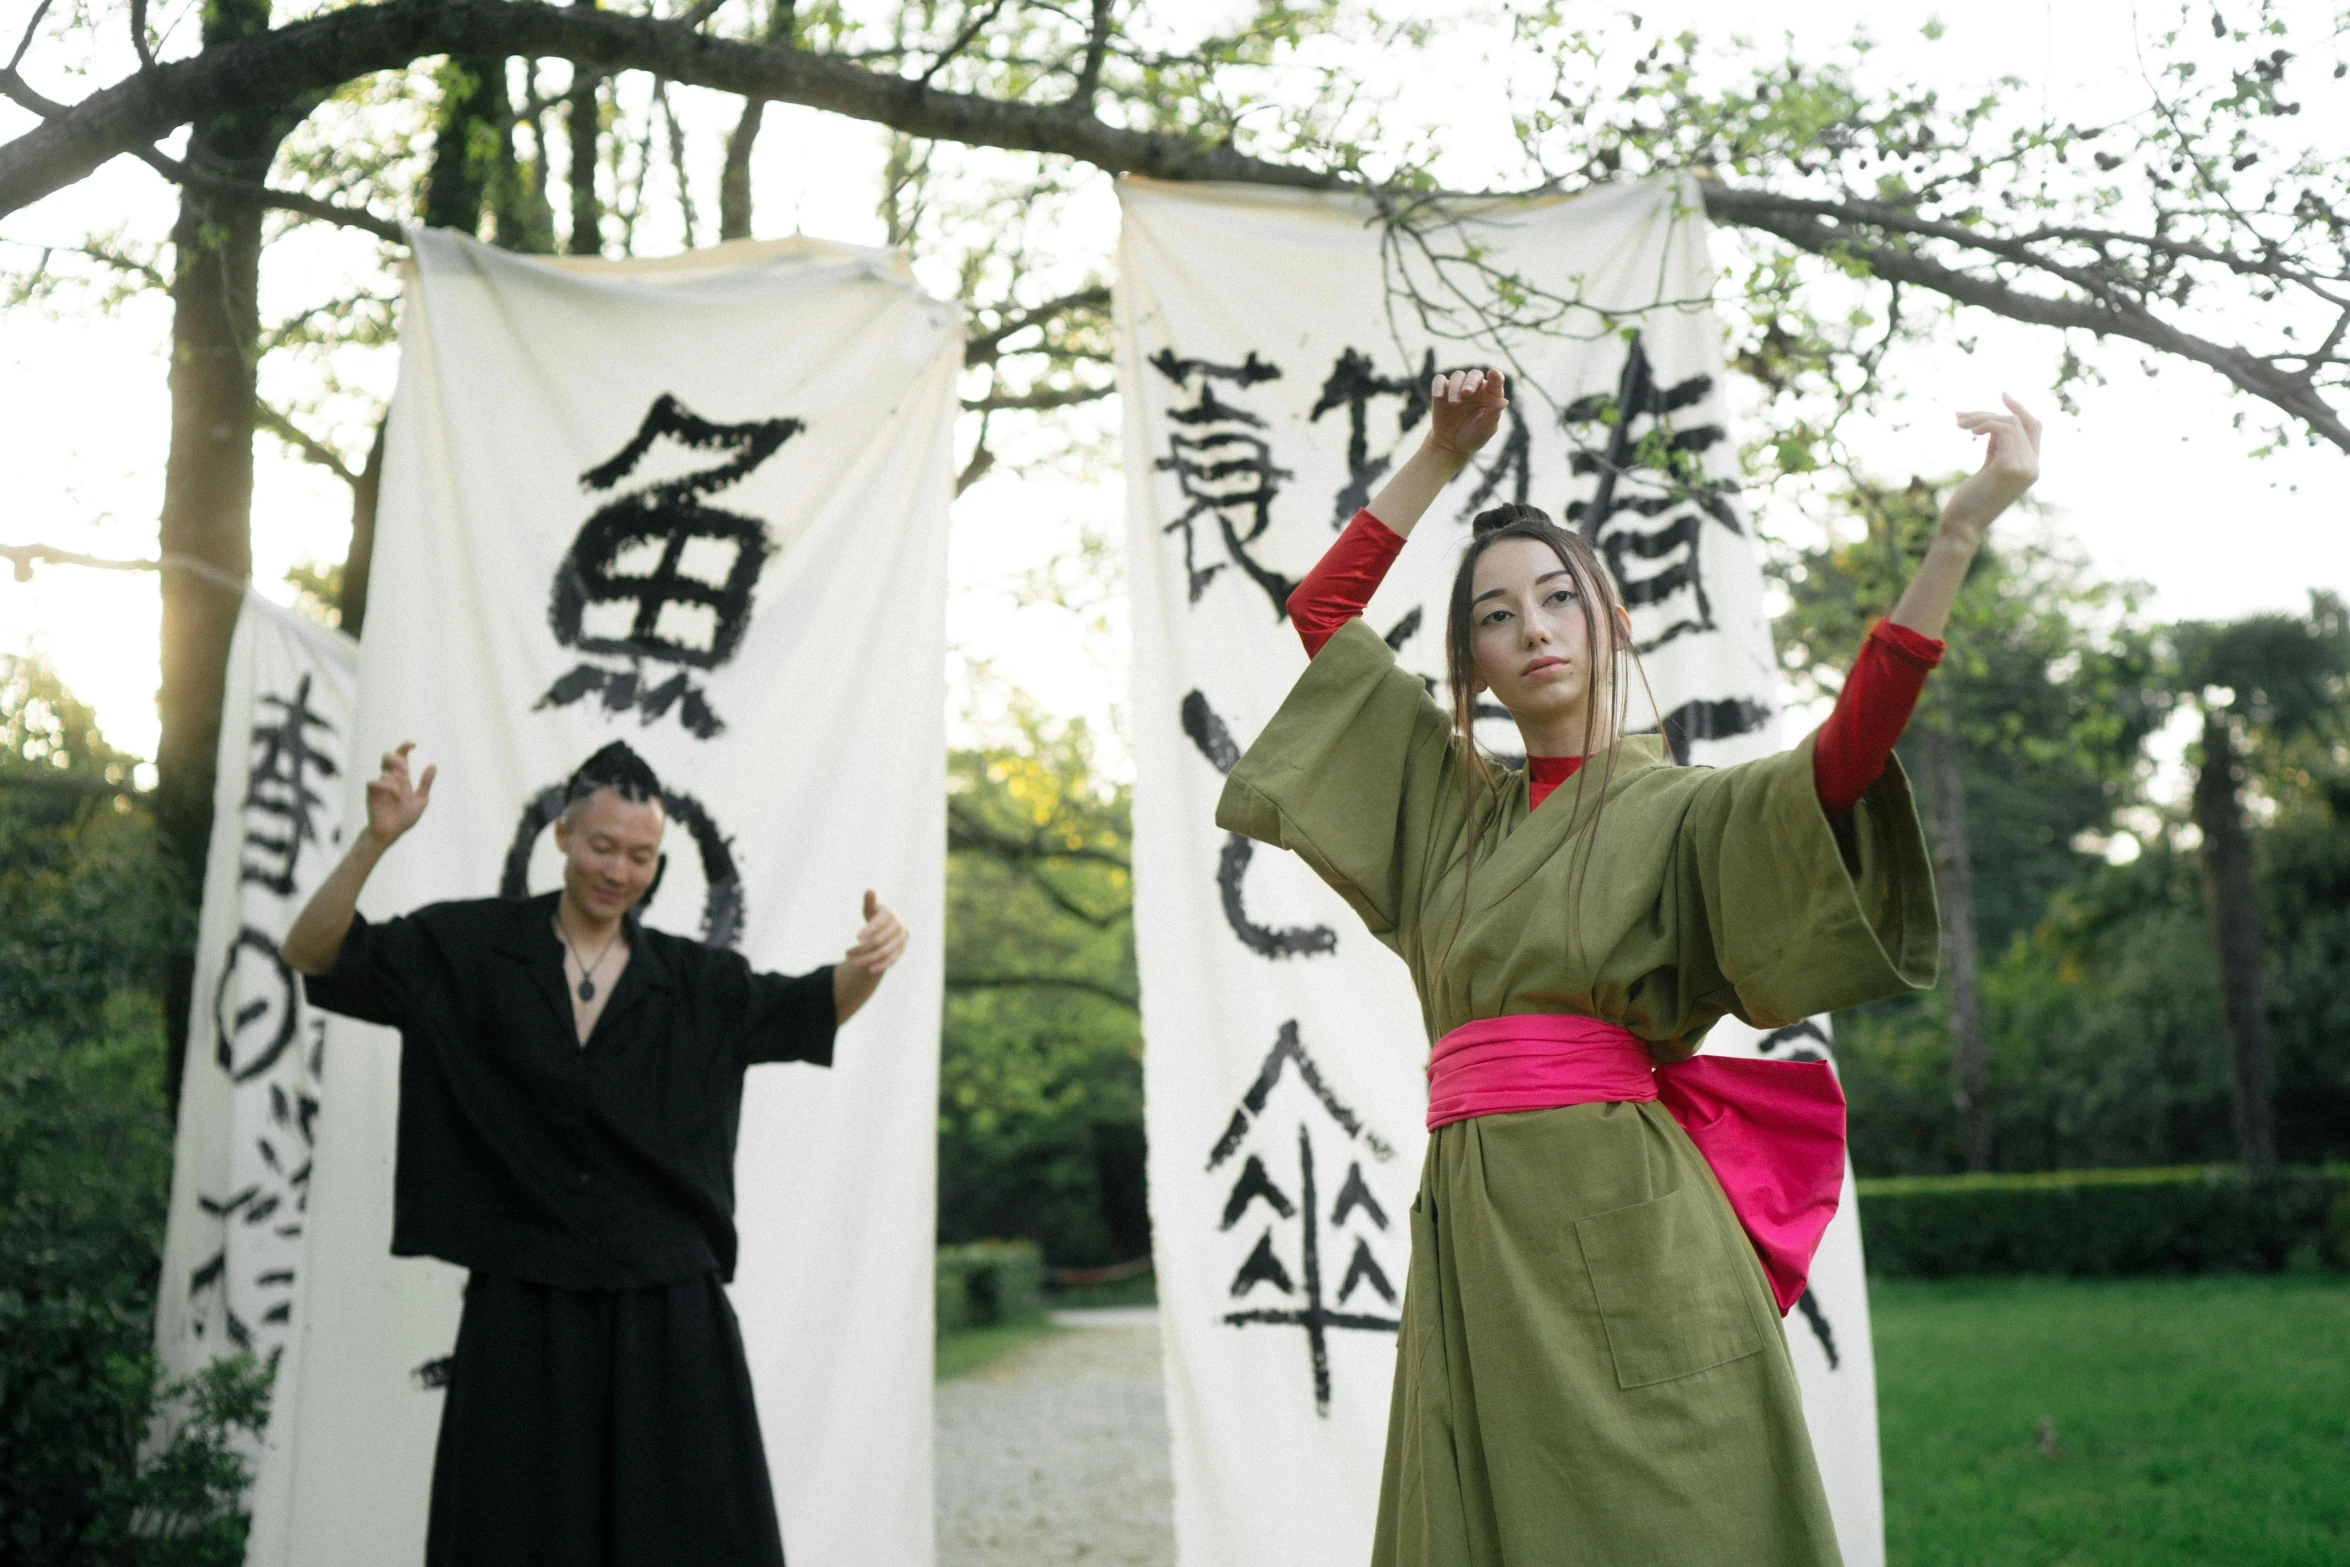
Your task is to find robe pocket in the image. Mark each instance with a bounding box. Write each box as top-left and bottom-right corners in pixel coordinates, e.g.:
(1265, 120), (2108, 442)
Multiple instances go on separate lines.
(1404, 1197), (1441, 1358)
(1575, 1183), (1766, 1390)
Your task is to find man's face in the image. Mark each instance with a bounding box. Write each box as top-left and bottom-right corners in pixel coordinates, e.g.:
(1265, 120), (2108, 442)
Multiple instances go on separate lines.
(551, 788), (665, 921)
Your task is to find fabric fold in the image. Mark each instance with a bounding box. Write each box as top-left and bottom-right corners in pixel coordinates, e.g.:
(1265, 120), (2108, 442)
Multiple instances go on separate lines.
(1427, 1014), (1846, 1314)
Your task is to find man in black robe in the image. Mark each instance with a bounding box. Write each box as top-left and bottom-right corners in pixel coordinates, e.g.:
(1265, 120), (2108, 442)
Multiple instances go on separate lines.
(284, 739), (906, 1566)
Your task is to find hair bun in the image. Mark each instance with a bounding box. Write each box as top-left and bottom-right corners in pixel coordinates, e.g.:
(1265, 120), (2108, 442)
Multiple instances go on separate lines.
(1470, 501), (1554, 538)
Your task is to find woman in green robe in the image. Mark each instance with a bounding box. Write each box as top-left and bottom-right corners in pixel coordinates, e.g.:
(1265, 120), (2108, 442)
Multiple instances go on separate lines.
(1216, 368), (2044, 1566)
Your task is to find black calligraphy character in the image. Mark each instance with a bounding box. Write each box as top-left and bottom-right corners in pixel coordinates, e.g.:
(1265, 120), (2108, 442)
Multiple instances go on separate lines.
(1750, 1021), (1841, 1365)
(1792, 1287), (1842, 1368)
(1150, 349), (1299, 619)
(501, 780), (745, 948)
(539, 395), (802, 738)
(214, 927), (299, 1083)
(1562, 332), (1747, 656)
(1209, 1022), (1402, 1415)
(240, 674), (340, 897)
(1310, 348), (1531, 528)
(1756, 1019), (1831, 1065)
(1181, 691), (1336, 961)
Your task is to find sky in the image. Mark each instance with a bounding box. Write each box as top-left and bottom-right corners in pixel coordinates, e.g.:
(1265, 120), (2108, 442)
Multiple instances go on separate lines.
(3, 0), (2346, 781)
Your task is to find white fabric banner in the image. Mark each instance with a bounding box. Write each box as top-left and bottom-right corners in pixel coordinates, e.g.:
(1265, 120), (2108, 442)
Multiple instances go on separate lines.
(156, 592), (358, 1412)
(245, 231), (958, 1567)
(1117, 175), (1882, 1567)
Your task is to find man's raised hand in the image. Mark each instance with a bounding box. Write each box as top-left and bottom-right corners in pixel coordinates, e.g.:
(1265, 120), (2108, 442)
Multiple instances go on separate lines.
(845, 889), (908, 979)
(1427, 368), (1508, 461)
(364, 742), (436, 844)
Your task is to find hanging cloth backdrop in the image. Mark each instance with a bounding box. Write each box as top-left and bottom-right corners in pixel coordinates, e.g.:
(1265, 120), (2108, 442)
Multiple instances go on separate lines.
(1116, 174), (1884, 1567)
(244, 230), (959, 1567)
(155, 591), (357, 1418)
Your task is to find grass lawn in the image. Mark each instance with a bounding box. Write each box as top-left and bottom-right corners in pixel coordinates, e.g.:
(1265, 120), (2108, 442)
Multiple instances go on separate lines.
(1871, 1274), (2350, 1566)
(935, 1318), (1057, 1382)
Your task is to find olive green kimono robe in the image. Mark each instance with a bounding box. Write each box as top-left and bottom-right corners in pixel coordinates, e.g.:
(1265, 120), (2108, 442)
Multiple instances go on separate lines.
(1215, 618), (1940, 1567)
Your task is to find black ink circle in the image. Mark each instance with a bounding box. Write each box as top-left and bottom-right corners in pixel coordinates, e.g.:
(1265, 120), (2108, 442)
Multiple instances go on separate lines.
(214, 927), (299, 1083)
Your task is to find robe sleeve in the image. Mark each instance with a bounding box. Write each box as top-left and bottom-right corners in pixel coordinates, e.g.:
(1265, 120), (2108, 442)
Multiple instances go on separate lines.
(730, 961), (839, 1068)
(300, 908), (434, 1028)
(1672, 732), (1941, 1028)
(1290, 509), (1408, 657)
(1215, 616), (1463, 943)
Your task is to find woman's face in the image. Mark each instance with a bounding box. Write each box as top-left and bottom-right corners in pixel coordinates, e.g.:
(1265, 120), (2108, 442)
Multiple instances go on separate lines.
(1468, 536), (1604, 737)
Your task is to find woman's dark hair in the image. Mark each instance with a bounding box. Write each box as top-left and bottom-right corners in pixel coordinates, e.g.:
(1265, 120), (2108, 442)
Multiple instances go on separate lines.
(1436, 501), (1662, 966)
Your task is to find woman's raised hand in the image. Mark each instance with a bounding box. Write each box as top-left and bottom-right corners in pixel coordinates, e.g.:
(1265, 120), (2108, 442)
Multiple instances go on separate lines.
(1940, 394), (2043, 540)
(363, 741), (436, 844)
(1427, 368), (1508, 461)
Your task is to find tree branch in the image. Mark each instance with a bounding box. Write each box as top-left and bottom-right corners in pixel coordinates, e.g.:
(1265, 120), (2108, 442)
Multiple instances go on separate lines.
(1698, 180), (2350, 455)
(955, 434), (995, 495)
(918, 0), (1014, 90)
(4, 541), (158, 578)
(2, 543), (247, 594)
(129, 0), (155, 73)
(255, 402), (361, 486)
(949, 803), (1132, 871)
(1071, 0), (1112, 109)
(8, 0), (2346, 450)
(160, 148), (407, 242)
(9, 0), (53, 76)
(965, 282), (1110, 366)
(963, 382), (1111, 413)
(0, 66), (406, 244)
(0, 771), (150, 798)
(0, 0), (1335, 220)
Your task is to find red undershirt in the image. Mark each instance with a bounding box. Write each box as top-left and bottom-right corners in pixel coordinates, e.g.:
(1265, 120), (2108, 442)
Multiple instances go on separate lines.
(1289, 509), (1944, 815)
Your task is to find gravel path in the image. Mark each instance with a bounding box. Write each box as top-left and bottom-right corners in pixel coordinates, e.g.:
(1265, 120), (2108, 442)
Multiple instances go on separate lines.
(935, 1311), (1176, 1566)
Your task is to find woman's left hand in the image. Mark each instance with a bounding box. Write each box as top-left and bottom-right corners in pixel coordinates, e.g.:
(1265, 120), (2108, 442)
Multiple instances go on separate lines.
(1940, 394), (2043, 539)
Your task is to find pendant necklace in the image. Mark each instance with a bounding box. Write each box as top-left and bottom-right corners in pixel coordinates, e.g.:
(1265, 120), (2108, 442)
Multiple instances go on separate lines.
(554, 909), (623, 1002)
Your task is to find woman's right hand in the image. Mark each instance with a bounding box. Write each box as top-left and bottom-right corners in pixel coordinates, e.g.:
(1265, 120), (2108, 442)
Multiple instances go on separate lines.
(364, 741), (436, 844)
(1426, 368), (1508, 461)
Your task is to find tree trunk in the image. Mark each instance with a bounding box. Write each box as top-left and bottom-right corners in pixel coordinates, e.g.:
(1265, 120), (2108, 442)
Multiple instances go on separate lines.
(494, 62), (558, 253)
(564, 0), (603, 255)
(339, 416), (387, 638)
(423, 56), (507, 233)
(157, 0), (287, 1110)
(719, 97), (765, 241)
(2190, 706), (2278, 1176)
(1917, 726), (1992, 1171)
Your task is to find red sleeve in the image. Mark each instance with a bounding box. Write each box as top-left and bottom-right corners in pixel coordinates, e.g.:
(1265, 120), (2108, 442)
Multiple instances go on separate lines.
(1290, 509), (1407, 657)
(1814, 619), (1945, 814)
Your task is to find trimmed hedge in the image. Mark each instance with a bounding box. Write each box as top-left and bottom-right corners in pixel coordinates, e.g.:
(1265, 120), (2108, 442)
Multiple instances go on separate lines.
(1856, 1165), (2350, 1279)
(936, 1240), (1044, 1333)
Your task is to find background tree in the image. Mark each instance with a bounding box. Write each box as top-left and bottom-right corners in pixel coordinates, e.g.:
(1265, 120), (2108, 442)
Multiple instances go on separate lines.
(941, 706), (1144, 1265)
(1776, 474), (2162, 1169)
(8, 0), (2350, 1116)
(0, 657), (265, 1565)
(2168, 590), (2350, 1175)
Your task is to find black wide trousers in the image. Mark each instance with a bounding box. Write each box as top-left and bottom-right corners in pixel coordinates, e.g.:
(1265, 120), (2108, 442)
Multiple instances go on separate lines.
(426, 1273), (788, 1567)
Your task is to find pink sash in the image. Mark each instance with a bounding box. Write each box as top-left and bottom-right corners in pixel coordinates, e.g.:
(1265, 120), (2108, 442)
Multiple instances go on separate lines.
(1426, 1014), (1846, 1315)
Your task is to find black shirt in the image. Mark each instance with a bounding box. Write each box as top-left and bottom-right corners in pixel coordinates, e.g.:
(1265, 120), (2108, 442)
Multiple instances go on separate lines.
(303, 892), (836, 1289)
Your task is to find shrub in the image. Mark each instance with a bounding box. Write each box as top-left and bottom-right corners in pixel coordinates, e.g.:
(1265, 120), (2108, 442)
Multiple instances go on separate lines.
(1856, 1166), (2350, 1279)
(0, 679), (246, 1565)
(0, 1010), (271, 1566)
(936, 1241), (1045, 1332)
